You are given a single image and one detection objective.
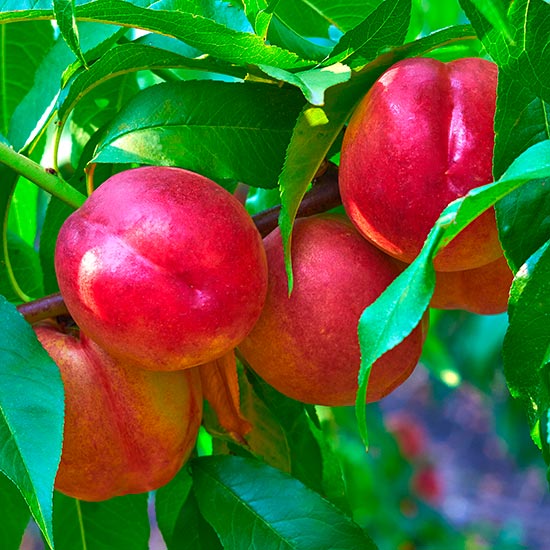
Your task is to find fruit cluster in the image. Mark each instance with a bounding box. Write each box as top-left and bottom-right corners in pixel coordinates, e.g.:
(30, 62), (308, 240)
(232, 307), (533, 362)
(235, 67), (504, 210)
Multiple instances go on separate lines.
(36, 56), (510, 501)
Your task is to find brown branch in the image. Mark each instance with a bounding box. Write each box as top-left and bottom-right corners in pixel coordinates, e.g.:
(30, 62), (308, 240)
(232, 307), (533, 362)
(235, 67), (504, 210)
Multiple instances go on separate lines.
(17, 162), (341, 325)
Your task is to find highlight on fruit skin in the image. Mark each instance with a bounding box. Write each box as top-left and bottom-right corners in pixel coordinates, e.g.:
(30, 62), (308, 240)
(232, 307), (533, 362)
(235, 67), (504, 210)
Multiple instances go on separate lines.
(339, 57), (500, 272)
(34, 321), (203, 502)
(55, 166), (268, 372)
(430, 254), (513, 315)
(238, 214), (427, 407)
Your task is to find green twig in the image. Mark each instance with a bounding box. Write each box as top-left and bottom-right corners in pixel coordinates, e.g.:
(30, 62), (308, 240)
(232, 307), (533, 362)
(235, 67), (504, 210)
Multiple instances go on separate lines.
(0, 141), (86, 209)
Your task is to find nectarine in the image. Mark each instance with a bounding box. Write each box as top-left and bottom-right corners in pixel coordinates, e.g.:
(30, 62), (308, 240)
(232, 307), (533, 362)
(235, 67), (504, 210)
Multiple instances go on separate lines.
(55, 166), (268, 371)
(430, 254), (513, 314)
(238, 215), (426, 406)
(339, 57), (500, 271)
(34, 322), (202, 501)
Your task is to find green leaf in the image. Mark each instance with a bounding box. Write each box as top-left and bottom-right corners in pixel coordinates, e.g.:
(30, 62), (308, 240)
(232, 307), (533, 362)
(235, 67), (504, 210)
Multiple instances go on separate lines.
(461, 0), (550, 104)
(326, 0), (411, 68)
(494, 72), (550, 273)
(0, 297), (65, 549)
(469, 0), (514, 40)
(503, 240), (550, 448)
(9, 22), (123, 152)
(192, 455), (378, 550)
(0, 0), (314, 69)
(355, 140), (550, 444)
(0, 20), (54, 137)
(0, 472), (30, 550)
(93, 80), (305, 188)
(240, 368), (325, 496)
(56, 41), (247, 138)
(156, 467), (222, 550)
(53, 492), (150, 550)
(54, 0), (87, 68)
(260, 63), (351, 106)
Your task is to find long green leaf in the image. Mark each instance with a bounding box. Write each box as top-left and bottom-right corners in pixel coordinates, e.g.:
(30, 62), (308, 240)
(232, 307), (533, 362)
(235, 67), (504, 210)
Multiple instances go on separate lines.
(192, 455), (378, 550)
(54, 0), (87, 67)
(0, 297), (65, 549)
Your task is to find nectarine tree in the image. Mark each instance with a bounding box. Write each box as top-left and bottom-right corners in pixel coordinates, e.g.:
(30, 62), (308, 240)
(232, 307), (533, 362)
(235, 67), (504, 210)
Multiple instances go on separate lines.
(0, 1), (549, 549)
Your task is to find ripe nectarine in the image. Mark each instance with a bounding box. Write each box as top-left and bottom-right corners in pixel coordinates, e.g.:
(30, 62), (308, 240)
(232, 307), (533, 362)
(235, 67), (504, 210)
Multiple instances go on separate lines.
(339, 57), (500, 271)
(55, 166), (268, 371)
(34, 322), (202, 501)
(238, 215), (426, 406)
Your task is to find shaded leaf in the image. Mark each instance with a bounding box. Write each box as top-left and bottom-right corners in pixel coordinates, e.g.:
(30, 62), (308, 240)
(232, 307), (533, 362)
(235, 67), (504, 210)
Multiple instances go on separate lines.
(503, 241), (550, 449)
(0, 20), (54, 137)
(9, 22), (123, 152)
(53, 492), (150, 550)
(156, 468), (222, 550)
(494, 72), (550, 273)
(0, 472), (30, 550)
(461, 0), (550, 103)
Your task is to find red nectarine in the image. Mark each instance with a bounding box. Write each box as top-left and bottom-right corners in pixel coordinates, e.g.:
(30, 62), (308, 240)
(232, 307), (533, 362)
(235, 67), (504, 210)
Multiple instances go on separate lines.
(339, 57), (500, 271)
(55, 166), (268, 371)
(238, 215), (426, 406)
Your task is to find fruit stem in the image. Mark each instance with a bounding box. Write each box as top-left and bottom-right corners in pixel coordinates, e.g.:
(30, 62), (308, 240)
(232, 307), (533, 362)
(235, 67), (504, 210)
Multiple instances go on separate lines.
(17, 162), (342, 324)
(0, 141), (87, 209)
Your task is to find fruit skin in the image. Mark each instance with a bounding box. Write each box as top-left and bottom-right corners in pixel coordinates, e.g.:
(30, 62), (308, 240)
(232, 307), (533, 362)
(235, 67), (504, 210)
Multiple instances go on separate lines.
(34, 322), (202, 501)
(55, 166), (268, 371)
(238, 215), (426, 407)
(430, 254), (513, 314)
(339, 57), (499, 272)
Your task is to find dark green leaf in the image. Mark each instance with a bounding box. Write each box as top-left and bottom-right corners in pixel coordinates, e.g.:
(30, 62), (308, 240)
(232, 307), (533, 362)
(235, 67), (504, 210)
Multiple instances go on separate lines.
(192, 455), (378, 550)
(326, 0), (411, 69)
(93, 80), (305, 188)
(156, 468), (222, 550)
(53, 492), (150, 550)
(241, 368), (325, 494)
(461, 0), (550, 103)
(494, 73), (550, 273)
(54, 0), (87, 67)
(0, 472), (30, 550)
(503, 240), (550, 448)
(0, 297), (64, 548)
